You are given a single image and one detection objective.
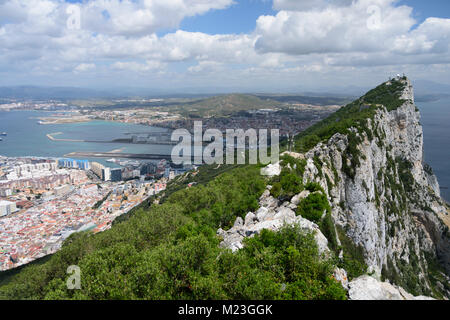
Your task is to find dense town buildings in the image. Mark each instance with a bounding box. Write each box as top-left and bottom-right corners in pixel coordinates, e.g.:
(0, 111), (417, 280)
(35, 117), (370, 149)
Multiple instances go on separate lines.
(0, 156), (175, 271)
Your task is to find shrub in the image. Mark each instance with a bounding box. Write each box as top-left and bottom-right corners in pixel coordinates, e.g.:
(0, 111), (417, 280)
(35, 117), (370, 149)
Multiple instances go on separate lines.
(319, 212), (338, 253)
(297, 193), (330, 223)
(270, 182), (282, 198)
(336, 226), (368, 280)
(305, 182), (324, 193)
(280, 171), (303, 195)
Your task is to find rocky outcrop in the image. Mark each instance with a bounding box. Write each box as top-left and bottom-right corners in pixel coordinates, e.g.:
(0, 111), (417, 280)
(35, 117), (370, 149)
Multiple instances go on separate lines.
(348, 275), (435, 300)
(333, 268), (349, 290)
(218, 187), (330, 257)
(260, 162), (281, 177)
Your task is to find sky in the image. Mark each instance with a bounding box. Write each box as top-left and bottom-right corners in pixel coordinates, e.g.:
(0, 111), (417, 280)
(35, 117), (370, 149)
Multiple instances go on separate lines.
(0, 0), (450, 93)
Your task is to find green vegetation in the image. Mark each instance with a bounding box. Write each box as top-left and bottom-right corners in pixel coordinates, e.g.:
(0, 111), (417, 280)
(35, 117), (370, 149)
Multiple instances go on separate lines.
(0, 165), (346, 300)
(166, 94), (283, 118)
(270, 170), (303, 199)
(295, 184), (338, 253)
(320, 212), (339, 253)
(270, 155), (307, 199)
(297, 193), (330, 223)
(160, 164), (243, 203)
(362, 79), (408, 111)
(294, 78), (407, 153)
(397, 157), (415, 193)
(305, 182), (325, 193)
(313, 156), (323, 178)
(381, 252), (427, 297)
(424, 251), (450, 299)
(255, 94), (352, 106)
(279, 154), (307, 177)
(92, 192), (111, 209)
(336, 226), (368, 280)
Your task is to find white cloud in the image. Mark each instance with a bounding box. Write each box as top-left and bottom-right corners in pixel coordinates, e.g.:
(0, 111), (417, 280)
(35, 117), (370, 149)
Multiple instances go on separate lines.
(0, 0), (449, 89)
(0, 0), (235, 37)
(156, 31), (257, 63)
(392, 18), (450, 55)
(111, 60), (165, 72)
(188, 60), (223, 74)
(256, 0), (416, 55)
(80, 0), (234, 36)
(74, 63), (96, 73)
(253, 0), (450, 73)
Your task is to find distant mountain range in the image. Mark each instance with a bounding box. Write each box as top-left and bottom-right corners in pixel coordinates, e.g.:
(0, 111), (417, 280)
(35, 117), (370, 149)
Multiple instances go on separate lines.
(0, 79), (448, 101)
(0, 86), (113, 100)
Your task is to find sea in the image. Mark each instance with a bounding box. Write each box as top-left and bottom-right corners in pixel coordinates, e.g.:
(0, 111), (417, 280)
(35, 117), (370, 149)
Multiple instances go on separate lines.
(419, 98), (450, 203)
(0, 110), (173, 167)
(0, 102), (449, 202)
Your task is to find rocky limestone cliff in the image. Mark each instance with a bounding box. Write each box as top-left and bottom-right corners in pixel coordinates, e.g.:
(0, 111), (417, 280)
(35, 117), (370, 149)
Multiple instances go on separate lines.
(299, 78), (449, 298)
(219, 77), (450, 299)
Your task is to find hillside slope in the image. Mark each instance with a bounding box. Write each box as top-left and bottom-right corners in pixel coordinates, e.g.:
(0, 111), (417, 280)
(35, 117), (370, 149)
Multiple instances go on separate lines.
(0, 77), (448, 300)
(166, 94), (282, 117)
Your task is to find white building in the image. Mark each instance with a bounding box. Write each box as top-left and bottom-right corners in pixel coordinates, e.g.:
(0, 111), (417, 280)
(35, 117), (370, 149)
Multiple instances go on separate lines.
(132, 169), (141, 178)
(103, 167), (111, 182)
(0, 200), (18, 217)
(90, 162), (105, 179)
(0, 188), (12, 197)
(54, 185), (72, 197)
(91, 162), (112, 181)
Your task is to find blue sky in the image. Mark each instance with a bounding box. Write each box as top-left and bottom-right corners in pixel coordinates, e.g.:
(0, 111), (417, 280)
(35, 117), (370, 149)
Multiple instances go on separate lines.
(184, 0), (450, 35)
(400, 0), (450, 21)
(180, 1), (276, 35)
(0, 0), (450, 93)
(65, 0), (450, 34)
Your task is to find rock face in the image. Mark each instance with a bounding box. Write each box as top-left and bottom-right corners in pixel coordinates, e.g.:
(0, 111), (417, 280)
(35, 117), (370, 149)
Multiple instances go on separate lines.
(218, 77), (449, 299)
(333, 268), (349, 290)
(300, 78), (450, 297)
(260, 163), (281, 177)
(348, 275), (435, 300)
(218, 187), (331, 257)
